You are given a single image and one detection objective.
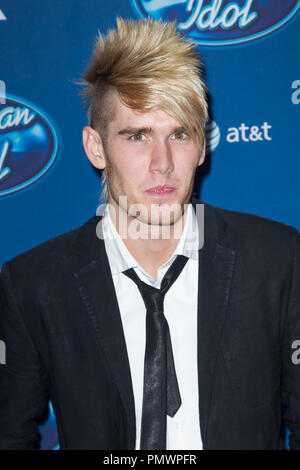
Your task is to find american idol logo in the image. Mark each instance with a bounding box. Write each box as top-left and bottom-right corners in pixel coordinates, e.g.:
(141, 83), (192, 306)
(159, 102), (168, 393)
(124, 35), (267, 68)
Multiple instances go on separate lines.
(0, 95), (60, 197)
(131, 0), (300, 46)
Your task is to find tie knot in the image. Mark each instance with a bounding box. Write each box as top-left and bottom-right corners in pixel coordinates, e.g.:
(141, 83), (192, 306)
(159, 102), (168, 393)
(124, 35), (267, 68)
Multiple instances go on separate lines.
(140, 285), (166, 312)
(122, 255), (188, 312)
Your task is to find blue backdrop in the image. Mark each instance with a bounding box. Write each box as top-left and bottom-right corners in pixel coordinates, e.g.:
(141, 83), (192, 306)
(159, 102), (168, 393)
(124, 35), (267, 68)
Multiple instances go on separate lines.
(0, 0), (299, 450)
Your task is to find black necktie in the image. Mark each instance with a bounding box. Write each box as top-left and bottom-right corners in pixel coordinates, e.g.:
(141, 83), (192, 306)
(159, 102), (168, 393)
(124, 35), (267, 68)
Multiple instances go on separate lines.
(122, 254), (189, 450)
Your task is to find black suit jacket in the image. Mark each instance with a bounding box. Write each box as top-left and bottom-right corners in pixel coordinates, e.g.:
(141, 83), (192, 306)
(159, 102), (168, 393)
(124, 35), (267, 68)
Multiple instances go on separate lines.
(0, 198), (300, 450)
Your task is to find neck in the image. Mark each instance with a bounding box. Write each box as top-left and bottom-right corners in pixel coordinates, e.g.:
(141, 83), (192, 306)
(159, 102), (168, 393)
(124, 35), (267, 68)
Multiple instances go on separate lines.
(108, 203), (189, 278)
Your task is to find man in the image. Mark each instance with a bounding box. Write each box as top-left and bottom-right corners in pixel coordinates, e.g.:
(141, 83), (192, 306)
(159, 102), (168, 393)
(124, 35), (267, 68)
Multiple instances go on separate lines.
(0, 17), (300, 450)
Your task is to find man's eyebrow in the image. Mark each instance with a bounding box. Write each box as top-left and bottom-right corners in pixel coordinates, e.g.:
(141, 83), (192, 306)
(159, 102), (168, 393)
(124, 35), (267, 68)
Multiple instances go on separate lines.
(117, 126), (188, 135)
(118, 127), (152, 135)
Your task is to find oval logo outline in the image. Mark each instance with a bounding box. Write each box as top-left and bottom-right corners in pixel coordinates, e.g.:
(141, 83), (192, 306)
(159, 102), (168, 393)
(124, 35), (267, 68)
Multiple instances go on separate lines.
(131, 0), (300, 46)
(0, 93), (60, 197)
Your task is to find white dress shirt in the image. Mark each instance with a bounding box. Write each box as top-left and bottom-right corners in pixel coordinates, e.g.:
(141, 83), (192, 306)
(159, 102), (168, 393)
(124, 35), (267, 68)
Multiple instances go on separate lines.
(101, 203), (203, 450)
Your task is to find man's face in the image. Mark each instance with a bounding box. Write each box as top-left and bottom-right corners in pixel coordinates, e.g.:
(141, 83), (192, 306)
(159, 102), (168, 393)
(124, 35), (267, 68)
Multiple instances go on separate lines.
(93, 91), (205, 227)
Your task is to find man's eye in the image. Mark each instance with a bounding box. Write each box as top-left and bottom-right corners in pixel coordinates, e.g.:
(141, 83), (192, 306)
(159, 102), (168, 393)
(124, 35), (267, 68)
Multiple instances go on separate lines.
(173, 132), (189, 140)
(129, 133), (145, 141)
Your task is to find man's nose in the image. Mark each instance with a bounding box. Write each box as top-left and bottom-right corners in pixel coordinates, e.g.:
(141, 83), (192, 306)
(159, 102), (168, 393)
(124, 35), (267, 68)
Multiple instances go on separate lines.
(149, 139), (174, 175)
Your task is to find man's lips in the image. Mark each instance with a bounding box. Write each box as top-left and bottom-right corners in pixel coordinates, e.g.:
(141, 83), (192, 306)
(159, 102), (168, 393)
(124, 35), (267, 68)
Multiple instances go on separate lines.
(145, 185), (176, 195)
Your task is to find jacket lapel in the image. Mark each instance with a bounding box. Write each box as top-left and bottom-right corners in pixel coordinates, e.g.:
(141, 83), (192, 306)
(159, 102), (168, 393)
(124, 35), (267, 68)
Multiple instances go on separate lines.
(191, 198), (236, 448)
(71, 215), (136, 449)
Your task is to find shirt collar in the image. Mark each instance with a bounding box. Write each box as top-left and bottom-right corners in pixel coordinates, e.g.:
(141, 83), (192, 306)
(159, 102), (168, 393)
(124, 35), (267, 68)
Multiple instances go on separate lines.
(101, 201), (199, 277)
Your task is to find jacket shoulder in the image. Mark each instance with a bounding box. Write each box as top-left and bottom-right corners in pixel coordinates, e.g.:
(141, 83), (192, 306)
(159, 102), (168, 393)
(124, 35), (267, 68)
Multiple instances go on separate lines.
(1, 215), (98, 278)
(200, 201), (299, 266)
(205, 201), (298, 237)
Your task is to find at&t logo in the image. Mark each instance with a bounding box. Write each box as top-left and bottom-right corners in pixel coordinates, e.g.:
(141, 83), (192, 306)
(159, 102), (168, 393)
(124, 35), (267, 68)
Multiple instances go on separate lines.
(205, 120), (220, 152)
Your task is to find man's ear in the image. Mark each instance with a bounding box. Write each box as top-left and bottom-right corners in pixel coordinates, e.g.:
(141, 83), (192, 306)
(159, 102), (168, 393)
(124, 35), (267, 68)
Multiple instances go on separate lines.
(197, 140), (206, 167)
(82, 126), (106, 170)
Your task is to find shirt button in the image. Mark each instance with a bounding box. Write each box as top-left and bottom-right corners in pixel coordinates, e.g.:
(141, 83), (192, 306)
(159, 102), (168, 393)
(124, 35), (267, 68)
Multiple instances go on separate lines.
(175, 421), (182, 429)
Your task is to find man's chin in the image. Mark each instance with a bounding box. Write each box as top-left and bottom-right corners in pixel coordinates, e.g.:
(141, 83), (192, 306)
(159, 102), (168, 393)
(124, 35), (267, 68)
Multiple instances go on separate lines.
(131, 203), (185, 227)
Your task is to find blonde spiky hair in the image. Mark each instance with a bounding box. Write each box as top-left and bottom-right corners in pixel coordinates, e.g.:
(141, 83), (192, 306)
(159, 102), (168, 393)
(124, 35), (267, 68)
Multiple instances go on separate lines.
(80, 17), (208, 203)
